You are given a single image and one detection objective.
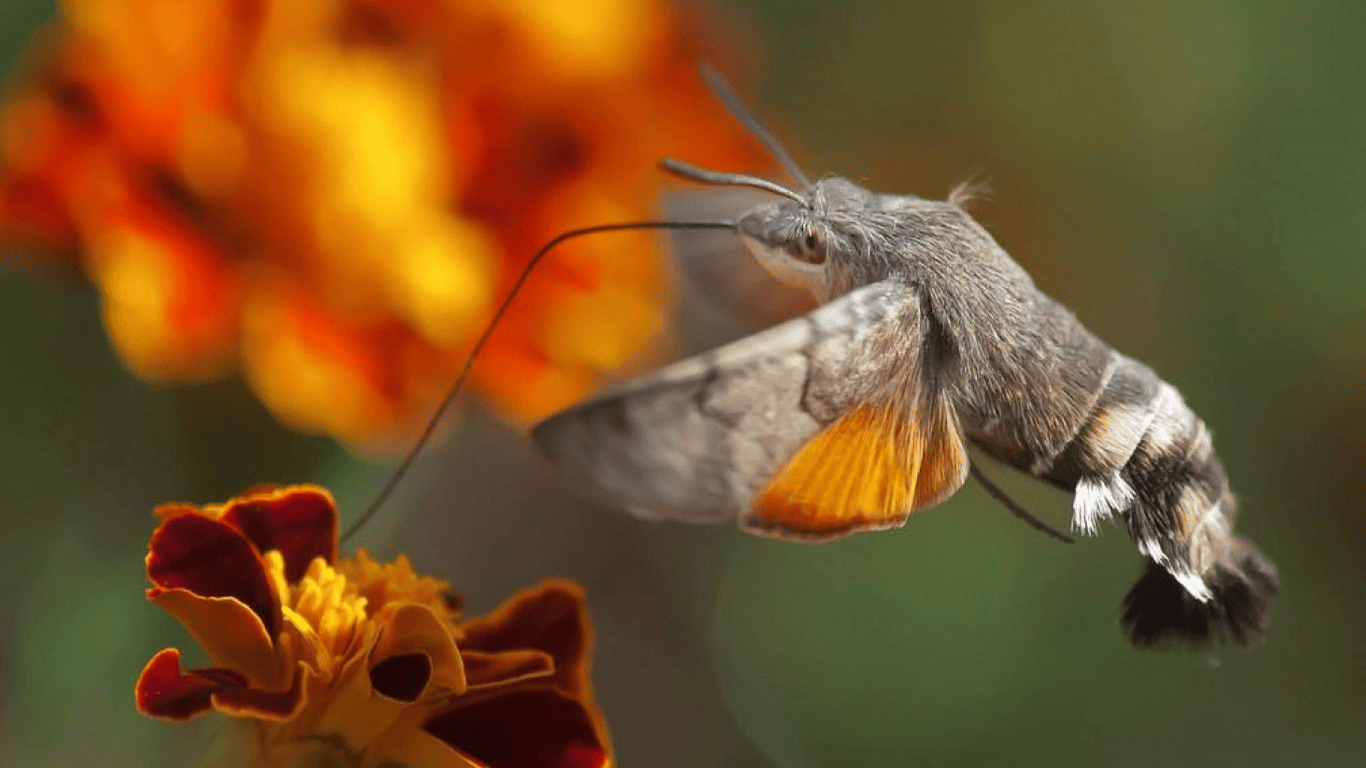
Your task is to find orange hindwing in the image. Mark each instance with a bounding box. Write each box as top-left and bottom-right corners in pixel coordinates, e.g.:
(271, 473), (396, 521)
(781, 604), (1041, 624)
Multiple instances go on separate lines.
(748, 398), (967, 540)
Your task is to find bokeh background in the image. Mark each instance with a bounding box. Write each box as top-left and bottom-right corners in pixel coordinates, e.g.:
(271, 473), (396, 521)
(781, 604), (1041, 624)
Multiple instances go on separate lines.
(2, 1), (1364, 766)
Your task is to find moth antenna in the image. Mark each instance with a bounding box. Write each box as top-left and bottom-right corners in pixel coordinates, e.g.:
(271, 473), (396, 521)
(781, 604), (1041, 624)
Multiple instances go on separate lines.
(968, 462), (1074, 544)
(340, 219), (738, 545)
(699, 65), (812, 190)
(660, 157), (806, 205)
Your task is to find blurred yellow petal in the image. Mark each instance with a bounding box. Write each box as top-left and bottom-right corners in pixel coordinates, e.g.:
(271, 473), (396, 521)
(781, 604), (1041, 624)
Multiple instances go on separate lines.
(488, 0), (667, 82)
(3, 0), (772, 445)
(90, 227), (179, 372)
(240, 283), (382, 443)
(474, 343), (596, 424)
(175, 112), (249, 197)
(388, 215), (496, 345)
(541, 287), (663, 370)
(86, 219), (240, 380)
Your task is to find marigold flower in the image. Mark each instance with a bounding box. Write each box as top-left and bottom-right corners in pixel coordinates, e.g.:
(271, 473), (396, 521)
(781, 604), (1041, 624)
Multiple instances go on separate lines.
(136, 484), (610, 768)
(0, 0), (767, 446)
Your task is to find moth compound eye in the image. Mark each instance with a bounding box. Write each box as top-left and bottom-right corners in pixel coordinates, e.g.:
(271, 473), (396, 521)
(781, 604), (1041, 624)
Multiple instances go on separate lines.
(789, 230), (826, 264)
(737, 214), (828, 297)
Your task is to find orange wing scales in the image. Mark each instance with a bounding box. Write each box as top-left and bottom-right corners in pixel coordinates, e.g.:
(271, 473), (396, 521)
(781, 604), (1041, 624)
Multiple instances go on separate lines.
(748, 399), (967, 540)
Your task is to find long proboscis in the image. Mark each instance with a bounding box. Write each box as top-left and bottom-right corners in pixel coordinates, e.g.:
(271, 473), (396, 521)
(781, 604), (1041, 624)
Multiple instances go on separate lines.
(340, 219), (737, 544)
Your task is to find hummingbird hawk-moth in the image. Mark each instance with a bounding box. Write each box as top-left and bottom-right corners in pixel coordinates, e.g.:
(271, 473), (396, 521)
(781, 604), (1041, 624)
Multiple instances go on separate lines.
(531, 72), (1278, 648)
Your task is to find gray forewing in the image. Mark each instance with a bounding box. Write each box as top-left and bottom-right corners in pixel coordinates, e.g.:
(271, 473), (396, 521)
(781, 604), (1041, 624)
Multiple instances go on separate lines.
(532, 279), (920, 524)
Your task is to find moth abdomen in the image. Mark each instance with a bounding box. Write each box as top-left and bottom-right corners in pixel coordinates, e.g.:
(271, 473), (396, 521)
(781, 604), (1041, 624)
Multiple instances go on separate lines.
(1121, 535), (1278, 648)
(1045, 354), (1278, 645)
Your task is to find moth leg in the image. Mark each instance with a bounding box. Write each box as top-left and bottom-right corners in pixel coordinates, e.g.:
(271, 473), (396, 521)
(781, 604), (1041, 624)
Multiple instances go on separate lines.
(968, 462), (1073, 544)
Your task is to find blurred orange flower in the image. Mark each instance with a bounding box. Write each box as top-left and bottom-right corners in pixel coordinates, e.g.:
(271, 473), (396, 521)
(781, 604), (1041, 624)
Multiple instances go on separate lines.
(0, 0), (765, 446)
(136, 484), (610, 768)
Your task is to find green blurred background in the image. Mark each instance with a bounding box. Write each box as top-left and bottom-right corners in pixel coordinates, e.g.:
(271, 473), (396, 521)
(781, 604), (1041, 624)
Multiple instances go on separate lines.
(2, 1), (1363, 766)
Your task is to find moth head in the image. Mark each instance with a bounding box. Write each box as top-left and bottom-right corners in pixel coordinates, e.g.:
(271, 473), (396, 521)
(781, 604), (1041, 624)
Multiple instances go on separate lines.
(662, 71), (972, 302)
(736, 177), (891, 301)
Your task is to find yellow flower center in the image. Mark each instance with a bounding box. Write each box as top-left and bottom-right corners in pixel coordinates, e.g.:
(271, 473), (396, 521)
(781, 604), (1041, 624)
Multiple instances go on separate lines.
(261, 549), (460, 685)
(338, 551), (461, 631)
(262, 551), (365, 685)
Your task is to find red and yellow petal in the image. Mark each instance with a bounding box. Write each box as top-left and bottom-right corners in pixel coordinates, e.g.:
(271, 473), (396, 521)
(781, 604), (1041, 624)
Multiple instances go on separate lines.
(364, 708), (486, 768)
(210, 660), (311, 723)
(459, 649), (555, 691)
(369, 603), (465, 697)
(306, 646), (417, 755)
(213, 484), (339, 582)
(147, 588), (283, 692)
(459, 579), (592, 698)
(310, 602), (467, 753)
(147, 512), (281, 638)
(423, 685), (610, 768)
(136, 647), (227, 720)
(136, 646), (308, 724)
